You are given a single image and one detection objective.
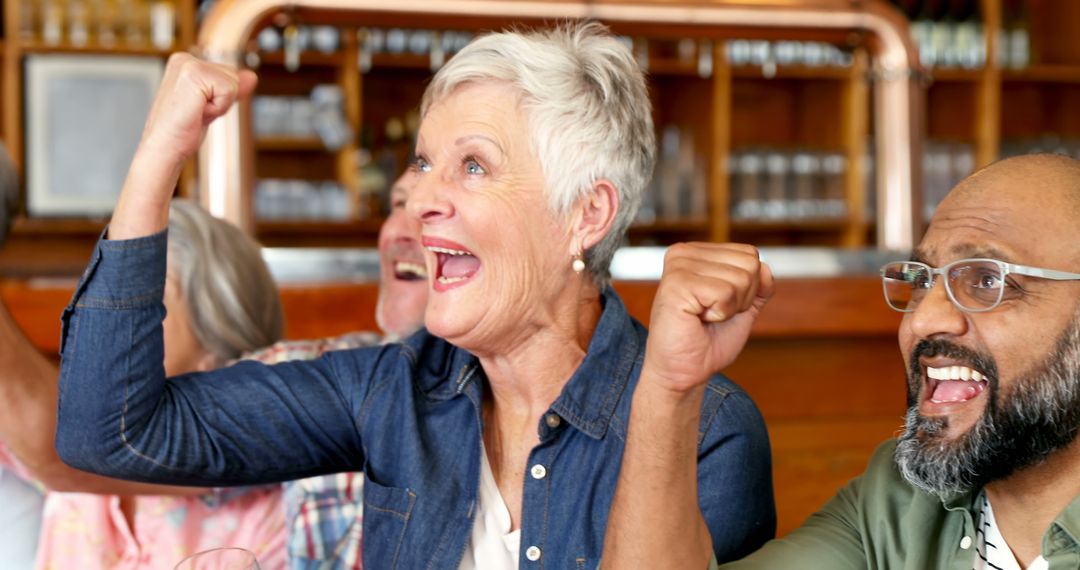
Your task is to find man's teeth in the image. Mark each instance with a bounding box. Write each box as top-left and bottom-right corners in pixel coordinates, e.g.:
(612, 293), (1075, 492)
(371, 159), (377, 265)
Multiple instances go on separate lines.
(437, 276), (468, 284)
(927, 365), (986, 382)
(394, 261), (427, 277)
(427, 246), (471, 256)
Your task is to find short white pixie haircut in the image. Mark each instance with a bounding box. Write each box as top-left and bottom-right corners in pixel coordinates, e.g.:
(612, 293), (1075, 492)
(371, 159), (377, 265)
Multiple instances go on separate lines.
(421, 21), (656, 286)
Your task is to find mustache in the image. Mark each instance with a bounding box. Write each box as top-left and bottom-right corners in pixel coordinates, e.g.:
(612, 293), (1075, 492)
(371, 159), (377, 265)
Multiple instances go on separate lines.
(384, 241), (426, 264)
(907, 339), (1000, 407)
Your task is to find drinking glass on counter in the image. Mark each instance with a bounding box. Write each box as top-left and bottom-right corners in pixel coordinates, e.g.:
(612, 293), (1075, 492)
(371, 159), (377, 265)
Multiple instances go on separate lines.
(174, 547), (260, 570)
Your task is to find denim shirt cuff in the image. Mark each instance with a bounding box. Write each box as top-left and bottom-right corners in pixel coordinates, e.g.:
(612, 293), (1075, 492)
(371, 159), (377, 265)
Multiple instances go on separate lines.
(60, 227), (168, 352)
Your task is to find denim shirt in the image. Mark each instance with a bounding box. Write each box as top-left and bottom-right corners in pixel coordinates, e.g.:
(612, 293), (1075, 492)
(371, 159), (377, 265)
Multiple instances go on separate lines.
(56, 230), (776, 569)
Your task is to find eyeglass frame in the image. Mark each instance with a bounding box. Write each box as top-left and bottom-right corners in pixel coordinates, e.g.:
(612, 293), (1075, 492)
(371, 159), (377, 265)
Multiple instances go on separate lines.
(879, 257), (1080, 313)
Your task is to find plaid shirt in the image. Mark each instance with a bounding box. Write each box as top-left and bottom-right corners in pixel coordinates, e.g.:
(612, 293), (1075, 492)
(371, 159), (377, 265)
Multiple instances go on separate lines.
(246, 332), (381, 570)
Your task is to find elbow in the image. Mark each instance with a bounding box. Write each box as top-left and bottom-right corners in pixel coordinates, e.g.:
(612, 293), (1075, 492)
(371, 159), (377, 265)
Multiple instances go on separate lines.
(54, 424), (111, 478)
(33, 465), (93, 493)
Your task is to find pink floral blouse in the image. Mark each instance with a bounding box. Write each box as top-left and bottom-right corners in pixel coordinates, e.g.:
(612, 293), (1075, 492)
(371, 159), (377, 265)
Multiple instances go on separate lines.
(0, 442), (287, 569)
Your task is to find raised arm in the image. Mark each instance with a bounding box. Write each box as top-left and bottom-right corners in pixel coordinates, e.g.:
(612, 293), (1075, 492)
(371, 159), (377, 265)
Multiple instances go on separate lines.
(602, 242), (774, 568)
(53, 54), (374, 486)
(110, 52), (256, 240)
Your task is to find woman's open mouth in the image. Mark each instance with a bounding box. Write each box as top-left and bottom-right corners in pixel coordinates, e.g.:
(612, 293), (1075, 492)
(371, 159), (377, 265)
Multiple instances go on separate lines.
(423, 237), (481, 291)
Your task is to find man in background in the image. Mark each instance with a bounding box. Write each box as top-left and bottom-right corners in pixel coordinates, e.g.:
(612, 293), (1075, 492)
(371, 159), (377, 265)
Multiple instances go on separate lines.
(252, 169), (428, 569)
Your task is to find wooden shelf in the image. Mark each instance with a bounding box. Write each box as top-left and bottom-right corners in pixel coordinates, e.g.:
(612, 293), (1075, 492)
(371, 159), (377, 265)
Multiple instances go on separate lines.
(648, 57), (701, 77)
(256, 219), (385, 237)
(258, 50), (346, 68)
(259, 52), (431, 71)
(928, 67), (984, 83)
(10, 217), (107, 237)
(19, 42), (174, 57)
(255, 136), (328, 151)
(1002, 64), (1080, 84)
(630, 218), (709, 233)
(731, 64), (851, 80)
(731, 218), (849, 232)
(369, 53), (431, 70)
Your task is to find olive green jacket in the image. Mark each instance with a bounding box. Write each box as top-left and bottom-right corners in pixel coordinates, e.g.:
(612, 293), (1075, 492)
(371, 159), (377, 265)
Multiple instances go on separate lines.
(721, 439), (1080, 569)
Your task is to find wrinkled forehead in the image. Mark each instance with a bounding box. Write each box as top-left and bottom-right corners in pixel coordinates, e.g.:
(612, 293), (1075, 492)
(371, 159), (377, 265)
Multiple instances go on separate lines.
(917, 179), (1077, 269)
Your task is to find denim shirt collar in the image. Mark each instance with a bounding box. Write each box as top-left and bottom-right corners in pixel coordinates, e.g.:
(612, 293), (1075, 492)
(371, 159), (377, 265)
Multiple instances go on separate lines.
(412, 288), (642, 441)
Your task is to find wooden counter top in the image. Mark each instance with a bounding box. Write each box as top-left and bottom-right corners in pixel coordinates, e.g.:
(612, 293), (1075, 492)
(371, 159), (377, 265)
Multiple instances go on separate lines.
(2, 275), (908, 536)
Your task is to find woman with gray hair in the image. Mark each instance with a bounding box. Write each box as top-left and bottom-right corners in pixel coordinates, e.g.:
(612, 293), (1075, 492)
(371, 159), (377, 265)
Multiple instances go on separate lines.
(162, 198), (283, 372)
(1, 198), (289, 567)
(55, 22), (775, 568)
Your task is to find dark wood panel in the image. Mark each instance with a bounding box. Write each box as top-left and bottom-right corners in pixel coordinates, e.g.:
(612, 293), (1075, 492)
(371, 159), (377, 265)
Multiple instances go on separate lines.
(731, 337), (907, 420)
(768, 416), (903, 535)
(926, 81), (977, 141)
(5, 275), (901, 349)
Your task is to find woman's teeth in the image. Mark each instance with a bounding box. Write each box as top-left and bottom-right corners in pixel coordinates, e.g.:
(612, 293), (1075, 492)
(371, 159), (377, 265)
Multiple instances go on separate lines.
(427, 246), (471, 256)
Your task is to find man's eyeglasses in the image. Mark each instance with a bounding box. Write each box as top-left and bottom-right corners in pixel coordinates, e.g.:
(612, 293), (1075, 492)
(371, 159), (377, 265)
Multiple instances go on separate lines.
(880, 258), (1080, 313)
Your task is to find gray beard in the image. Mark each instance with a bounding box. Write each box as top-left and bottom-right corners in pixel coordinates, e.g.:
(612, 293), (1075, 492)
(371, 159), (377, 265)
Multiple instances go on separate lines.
(894, 316), (1080, 498)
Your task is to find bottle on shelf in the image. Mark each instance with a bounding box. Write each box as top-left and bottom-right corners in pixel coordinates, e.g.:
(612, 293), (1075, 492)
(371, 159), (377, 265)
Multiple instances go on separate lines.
(67, 0), (91, 47)
(928, 0), (954, 68)
(952, 0), (985, 69)
(42, 0), (66, 45)
(19, 0), (38, 42)
(149, 0), (176, 50)
(1002, 0), (1031, 69)
(730, 147), (848, 222)
(905, 0), (934, 67)
(356, 146), (388, 220)
(115, 0), (148, 48)
(93, 0), (119, 47)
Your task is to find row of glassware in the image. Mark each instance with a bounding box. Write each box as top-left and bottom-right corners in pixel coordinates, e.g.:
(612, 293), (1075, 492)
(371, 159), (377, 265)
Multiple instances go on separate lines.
(17, 0), (176, 49)
(727, 148), (850, 222)
(252, 85), (352, 151)
(254, 179), (352, 222)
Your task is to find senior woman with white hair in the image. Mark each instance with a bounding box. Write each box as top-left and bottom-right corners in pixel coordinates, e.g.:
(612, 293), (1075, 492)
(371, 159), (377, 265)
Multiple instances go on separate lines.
(55, 23), (775, 569)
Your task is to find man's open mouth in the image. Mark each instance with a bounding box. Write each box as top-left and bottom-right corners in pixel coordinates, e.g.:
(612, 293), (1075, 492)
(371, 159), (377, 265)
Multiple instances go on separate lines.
(393, 260), (427, 281)
(925, 365), (989, 404)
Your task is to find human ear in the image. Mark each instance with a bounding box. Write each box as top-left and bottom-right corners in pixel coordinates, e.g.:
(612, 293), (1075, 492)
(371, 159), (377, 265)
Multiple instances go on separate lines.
(571, 179), (619, 253)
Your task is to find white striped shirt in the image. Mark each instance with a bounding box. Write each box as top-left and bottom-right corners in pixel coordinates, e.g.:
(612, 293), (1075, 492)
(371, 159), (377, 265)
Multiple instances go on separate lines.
(973, 493), (1048, 570)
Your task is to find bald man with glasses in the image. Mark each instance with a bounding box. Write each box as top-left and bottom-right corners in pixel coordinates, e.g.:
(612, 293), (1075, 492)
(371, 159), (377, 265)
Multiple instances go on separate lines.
(602, 153), (1080, 570)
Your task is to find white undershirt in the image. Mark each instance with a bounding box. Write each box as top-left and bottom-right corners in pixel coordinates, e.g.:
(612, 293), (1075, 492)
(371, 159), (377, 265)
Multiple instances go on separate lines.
(973, 493), (1048, 570)
(457, 442), (520, 570)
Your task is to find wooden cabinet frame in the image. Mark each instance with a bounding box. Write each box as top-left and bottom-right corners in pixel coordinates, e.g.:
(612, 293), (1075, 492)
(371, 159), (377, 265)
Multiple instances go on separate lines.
(195, 0), (923, 251)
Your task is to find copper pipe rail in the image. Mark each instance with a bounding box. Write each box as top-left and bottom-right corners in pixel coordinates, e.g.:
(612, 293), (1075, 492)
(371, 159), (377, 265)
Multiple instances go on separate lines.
(197, 0), (923, 251)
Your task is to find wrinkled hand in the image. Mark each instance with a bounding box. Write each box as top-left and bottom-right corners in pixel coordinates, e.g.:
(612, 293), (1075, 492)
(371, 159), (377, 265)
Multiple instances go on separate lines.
(139, 52), (257, 174)
(642, 243), (774, 395)
(111, 53), (257, 239)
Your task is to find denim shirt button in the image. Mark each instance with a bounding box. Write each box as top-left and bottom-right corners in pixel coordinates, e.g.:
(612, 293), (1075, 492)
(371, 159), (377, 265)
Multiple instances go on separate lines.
(530, 464), (547, 480)
(544, 413), (561, 428)
(525, 546), (542, 561)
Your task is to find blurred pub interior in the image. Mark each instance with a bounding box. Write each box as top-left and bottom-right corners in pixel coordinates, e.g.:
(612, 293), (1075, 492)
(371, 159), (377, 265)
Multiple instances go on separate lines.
(0, 0), (1076, 534)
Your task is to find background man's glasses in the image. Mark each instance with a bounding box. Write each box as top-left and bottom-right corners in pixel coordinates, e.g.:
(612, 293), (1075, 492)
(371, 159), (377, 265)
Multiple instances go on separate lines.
(880, 258), (1080, 313)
